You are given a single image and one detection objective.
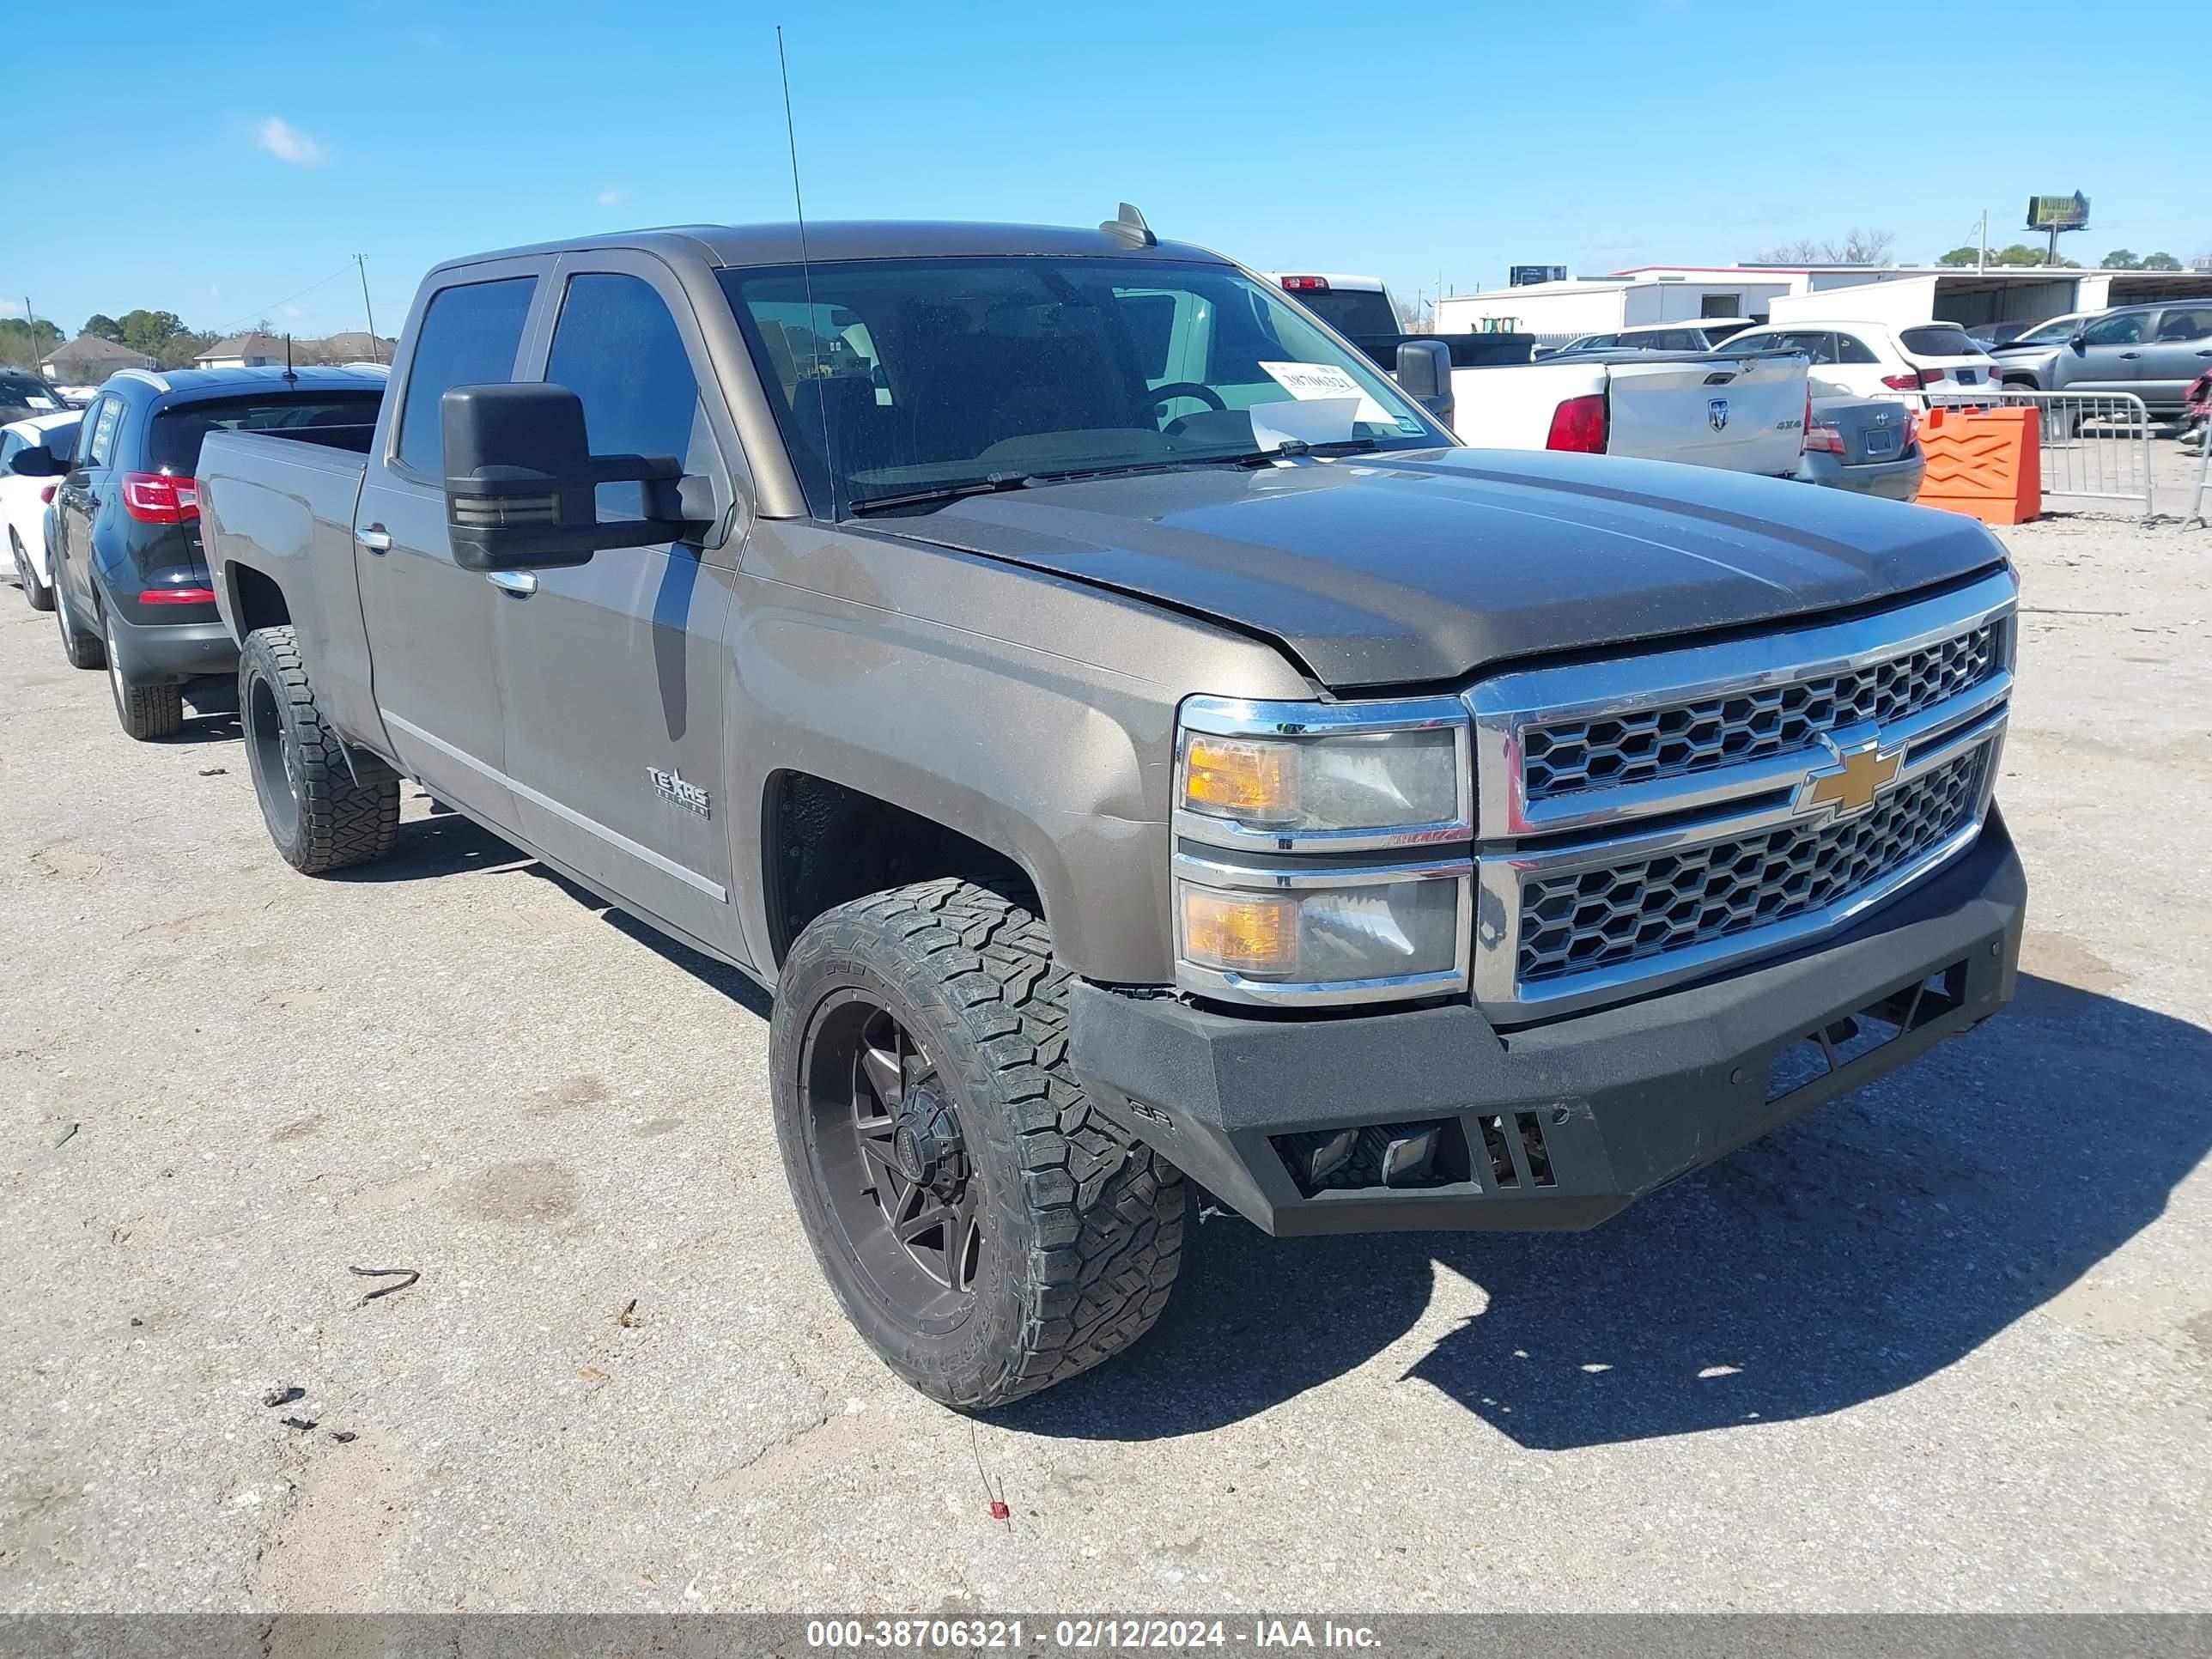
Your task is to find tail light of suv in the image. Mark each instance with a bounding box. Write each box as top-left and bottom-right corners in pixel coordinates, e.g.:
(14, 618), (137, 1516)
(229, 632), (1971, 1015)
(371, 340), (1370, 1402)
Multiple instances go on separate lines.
(1880, 370), (1927, 392)
(1545, 393), (1607, 453)
(121, 471), (199, 524)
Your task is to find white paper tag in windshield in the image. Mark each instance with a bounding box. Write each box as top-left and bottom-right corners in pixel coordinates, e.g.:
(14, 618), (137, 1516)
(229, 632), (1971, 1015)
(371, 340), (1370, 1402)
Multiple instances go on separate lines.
(1258, 361), (1391, 424)
(1249, 397), (1362, 452)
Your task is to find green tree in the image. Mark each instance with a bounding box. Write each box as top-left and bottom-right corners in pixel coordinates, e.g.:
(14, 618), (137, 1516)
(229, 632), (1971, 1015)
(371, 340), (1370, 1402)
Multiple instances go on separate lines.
(82, 313), (125, 342)
(155, 332), (216, 371)
(2100, 250), (2141, 270)
(1989, 244), (2077, 268)
(1936, 246), (1981, 266)
(2142, 252), (2183, 271)
(115, 308), (189, 354)
(0, 317), (65, 369)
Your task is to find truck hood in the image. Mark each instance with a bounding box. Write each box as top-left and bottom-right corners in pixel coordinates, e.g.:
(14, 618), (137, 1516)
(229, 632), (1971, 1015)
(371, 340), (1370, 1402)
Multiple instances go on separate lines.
(885, 447), (2006, 689)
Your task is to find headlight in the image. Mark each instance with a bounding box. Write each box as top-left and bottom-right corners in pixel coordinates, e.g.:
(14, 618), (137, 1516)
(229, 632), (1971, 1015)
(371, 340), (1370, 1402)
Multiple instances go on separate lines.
(1175, 696), (1472, 852)
(1171, 694), (1474, 1007)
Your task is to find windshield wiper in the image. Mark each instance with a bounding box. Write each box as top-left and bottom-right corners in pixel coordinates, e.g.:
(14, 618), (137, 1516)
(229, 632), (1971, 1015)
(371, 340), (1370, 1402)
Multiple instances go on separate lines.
(847, 472), (1040, 515)
(1210, 436), (1389, 466)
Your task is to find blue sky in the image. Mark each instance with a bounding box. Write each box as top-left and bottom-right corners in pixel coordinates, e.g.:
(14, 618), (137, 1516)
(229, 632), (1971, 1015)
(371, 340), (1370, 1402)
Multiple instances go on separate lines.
(3, 0), (2203, 341)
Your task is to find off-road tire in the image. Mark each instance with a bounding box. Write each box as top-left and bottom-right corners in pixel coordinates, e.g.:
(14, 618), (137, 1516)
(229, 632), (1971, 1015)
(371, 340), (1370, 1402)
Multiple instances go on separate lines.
(105, 613), (183, 740)
(240, 625), (399, 874)
(772, 877), (1184, 1409)
(54, 579), (103, 669)
(11, 530), (52, 611)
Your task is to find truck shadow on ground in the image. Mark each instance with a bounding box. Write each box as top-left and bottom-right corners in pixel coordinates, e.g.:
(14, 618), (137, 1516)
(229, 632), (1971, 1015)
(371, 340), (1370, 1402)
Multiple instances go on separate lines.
(1006, 971), (2211, 1449)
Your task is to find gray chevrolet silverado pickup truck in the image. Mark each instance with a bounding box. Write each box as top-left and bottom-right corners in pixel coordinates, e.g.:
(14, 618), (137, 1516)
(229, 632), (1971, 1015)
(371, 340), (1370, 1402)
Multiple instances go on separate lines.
(197, 215), (2026, 1409)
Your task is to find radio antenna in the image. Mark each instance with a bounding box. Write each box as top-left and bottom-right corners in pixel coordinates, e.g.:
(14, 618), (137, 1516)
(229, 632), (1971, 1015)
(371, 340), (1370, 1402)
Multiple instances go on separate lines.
(776, 26), (837, 520)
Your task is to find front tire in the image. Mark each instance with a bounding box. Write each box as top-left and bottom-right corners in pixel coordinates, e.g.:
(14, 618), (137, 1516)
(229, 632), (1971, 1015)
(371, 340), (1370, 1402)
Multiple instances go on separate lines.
(105, 613), (183, 741)
(239, 625), (399, 873)
(771, 878), (1184, 1409)
(11, 530), (52, 611)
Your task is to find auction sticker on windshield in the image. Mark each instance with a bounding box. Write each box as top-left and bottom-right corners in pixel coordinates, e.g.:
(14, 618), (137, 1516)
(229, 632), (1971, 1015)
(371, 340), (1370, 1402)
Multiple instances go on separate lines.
(1258, 361), (1391, 423)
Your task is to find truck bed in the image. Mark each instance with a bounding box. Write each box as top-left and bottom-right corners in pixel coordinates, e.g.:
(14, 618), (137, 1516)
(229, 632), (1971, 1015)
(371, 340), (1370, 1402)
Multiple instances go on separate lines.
(1449, 349), (1808, 475)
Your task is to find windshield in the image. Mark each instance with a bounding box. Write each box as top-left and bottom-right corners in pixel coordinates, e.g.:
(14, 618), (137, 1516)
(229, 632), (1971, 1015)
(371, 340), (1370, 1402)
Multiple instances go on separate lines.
(1291, 287), (1401, 338)
(720, 256), (1443, 516)
(2014, 315), (2081, 346)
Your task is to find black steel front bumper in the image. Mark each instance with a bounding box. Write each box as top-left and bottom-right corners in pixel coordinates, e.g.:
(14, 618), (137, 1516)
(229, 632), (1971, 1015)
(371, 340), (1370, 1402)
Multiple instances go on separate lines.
(1071, 811), (2025, 1237)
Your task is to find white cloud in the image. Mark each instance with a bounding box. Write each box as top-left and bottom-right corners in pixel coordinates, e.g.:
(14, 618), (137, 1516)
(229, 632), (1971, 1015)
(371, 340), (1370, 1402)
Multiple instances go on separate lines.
(281, 305), (305, 319)
(595, 188), (624, 208)
(0, 298), (25, 319)
(256, 116), (331, 167)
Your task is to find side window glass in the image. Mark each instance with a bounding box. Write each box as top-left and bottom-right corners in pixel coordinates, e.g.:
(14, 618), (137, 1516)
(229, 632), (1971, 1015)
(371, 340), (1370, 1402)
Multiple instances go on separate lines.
(395, 276), (538, 479)
(545, 272), (707, 520)
(82, 399), (121, 468)
(0, 434), (20, 466)
(2154, 307), (2212, 341)
(2081, 313), (2146, 347)
(1836, 334), (1880, 365)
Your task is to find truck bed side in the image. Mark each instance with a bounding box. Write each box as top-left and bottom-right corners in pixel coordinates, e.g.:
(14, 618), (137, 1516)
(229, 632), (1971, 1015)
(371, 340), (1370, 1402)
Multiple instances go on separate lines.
(198, 430), (385, 753)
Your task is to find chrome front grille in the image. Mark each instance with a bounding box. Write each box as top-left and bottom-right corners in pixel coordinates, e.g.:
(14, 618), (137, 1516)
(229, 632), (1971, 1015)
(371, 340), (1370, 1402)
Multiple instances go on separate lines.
(1467, 569), (2019, 1023)
(1517, 741), (1990, 983)
(1520, 620), (2004, 800)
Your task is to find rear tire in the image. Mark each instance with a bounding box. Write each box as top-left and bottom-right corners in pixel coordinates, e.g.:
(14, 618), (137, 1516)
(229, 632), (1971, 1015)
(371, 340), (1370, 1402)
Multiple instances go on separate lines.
(239, 624), (399, 873)
(53, 578), (104, 669)
(10, 530), (52, 611)
(105, 612), (184, 740)
(771, 877), (1184, 1409)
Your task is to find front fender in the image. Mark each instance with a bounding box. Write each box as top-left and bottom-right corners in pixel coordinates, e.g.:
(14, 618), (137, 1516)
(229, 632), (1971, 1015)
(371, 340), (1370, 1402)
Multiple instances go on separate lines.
(728, 522), (1316, 985)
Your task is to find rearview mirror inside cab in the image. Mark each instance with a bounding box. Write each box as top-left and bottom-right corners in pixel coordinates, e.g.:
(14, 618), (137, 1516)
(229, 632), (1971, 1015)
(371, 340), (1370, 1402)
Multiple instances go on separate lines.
(440, 382), (695, 571)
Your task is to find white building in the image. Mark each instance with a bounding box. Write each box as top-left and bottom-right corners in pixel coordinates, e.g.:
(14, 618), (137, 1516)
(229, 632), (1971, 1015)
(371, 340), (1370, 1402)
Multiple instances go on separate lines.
(1437, 263), (2212, 346)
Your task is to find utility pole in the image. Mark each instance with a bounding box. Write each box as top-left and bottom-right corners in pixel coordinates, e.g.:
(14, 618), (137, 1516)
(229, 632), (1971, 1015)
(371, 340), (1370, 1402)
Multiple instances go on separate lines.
(1978, 211), (1987, 272)
(354, 254), (380, 362)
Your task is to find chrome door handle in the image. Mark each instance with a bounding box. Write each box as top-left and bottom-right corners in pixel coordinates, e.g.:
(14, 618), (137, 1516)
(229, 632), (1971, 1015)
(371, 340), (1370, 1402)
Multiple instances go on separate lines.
(487, 570), (538, 597)
(356, 524), (392, 552)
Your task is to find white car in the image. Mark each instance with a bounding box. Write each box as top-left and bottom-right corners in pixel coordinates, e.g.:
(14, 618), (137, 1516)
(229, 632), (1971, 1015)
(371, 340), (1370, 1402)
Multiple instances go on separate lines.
(1719, 321), (1999, 399)
(1, 410), (80, 611)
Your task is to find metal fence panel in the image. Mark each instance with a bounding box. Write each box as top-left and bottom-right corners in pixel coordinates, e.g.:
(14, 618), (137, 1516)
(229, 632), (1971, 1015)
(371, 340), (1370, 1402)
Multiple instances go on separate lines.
(1923, 388), (2154, 519)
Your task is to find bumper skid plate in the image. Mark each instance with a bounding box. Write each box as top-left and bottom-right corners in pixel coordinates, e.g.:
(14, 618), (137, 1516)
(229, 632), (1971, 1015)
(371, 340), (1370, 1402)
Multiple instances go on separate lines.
(1071, 813), (2024, 1237)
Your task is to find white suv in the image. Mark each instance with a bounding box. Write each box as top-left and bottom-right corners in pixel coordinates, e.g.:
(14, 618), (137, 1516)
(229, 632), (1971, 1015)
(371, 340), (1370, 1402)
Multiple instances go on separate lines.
(1720, 321), (1998, 398)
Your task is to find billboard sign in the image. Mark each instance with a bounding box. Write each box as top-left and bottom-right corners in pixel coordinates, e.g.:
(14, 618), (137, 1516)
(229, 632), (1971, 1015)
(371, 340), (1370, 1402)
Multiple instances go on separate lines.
(2025, 192), (2090, 231)
(1509, 264), (1567, 287)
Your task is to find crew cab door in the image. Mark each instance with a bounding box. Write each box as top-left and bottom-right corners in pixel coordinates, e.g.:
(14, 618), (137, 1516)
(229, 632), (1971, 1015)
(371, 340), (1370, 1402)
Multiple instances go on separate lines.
(494, 252), (748, 963)
(2137, 305), (2212, 408)
(54, 392), (121, 619)
(354, 263), (548, 834)
(2062, 310), (2150, 397)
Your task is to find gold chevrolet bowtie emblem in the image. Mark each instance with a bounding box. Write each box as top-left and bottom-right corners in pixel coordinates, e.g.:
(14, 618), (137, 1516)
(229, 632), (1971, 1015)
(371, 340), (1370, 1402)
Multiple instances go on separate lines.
(1802, 744), (1902, 817)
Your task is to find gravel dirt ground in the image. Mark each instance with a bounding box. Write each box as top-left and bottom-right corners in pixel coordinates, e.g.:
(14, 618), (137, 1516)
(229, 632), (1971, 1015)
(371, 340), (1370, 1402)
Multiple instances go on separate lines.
(1, 465), (2206, 1616)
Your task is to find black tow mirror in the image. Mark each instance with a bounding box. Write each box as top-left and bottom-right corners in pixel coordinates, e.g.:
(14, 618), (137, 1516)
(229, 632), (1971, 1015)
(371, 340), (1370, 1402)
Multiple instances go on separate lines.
(1394, 339), (1455, 430)
(7, 445), (67, 478)
(441, 382), (693, 571)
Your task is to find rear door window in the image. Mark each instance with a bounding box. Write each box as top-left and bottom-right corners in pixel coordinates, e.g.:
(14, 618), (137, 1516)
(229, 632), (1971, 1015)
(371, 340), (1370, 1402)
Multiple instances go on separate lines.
(1835, 334), (1881, 365)
(2153, 307), (2212, 341)
(80, 398), (122, 468)
(149, 394), (383, 475)
(394, 276), (538, 479)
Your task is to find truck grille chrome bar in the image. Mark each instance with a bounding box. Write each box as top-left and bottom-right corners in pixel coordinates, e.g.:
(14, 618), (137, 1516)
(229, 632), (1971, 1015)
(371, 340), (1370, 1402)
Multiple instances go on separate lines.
(1467, 568), (2018, 1024)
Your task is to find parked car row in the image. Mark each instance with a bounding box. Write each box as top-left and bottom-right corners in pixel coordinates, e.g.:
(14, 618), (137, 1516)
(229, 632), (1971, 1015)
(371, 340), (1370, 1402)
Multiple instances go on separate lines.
(3, 364), (385, 738)
(1984, 301), (2212, 415)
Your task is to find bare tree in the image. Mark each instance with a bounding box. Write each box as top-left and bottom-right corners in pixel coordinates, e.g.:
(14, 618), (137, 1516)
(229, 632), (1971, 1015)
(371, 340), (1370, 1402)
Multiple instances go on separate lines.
(1749, 228), (1895, 265)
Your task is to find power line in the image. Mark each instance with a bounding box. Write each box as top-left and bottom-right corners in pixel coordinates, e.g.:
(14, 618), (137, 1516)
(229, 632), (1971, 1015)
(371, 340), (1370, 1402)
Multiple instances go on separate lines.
(210, 263), (356, 335)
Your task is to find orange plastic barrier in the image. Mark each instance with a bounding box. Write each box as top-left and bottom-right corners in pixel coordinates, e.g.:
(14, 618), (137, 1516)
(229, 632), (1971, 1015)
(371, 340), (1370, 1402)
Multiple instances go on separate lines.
(1914, 404), (2040, 525)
